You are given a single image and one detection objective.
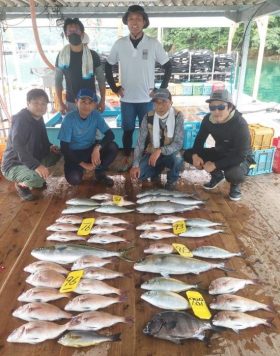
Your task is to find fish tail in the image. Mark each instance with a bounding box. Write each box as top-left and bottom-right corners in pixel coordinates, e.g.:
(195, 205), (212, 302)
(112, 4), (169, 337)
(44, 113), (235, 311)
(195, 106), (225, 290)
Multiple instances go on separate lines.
(264, 317), (275, 328)
(119, 246), (135, 262)
(251, 279), (261, 285)
(125, 316), (134, 324)
(119, 294), (128, 302)
(264, 304), (275, 312)
(110, 332), (122, 342)
(218, 264), (235, 272)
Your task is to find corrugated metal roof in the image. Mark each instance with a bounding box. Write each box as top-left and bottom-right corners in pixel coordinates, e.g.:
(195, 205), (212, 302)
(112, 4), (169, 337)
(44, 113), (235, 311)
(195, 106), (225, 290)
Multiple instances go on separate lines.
(1, 1), (280, 21)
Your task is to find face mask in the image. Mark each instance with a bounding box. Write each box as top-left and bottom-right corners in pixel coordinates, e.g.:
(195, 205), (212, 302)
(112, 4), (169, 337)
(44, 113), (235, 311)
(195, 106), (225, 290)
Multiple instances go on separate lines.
(68, 33), (82, 46)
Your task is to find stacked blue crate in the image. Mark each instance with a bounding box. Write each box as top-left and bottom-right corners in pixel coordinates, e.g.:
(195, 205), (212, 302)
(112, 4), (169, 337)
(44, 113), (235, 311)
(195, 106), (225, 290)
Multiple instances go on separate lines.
(247, 147), (276, 176)
(183, 122), (201, 149)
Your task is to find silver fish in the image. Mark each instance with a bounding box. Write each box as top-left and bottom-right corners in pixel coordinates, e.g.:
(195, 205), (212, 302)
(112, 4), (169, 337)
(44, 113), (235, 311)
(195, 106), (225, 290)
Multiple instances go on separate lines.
(71, 255), (113, 270)
(68, 311), (133, 331)
(65, 294), (127, 312)
(58, 330), (121, 348)
(179, 227), (223, 238)
(18, 287), (69, 303)
(134, 254), (231, 276)
(192, 246), (242, 259)
(66, 198), (100, 206)
(141, 290), (190, 310)
(100, 199), (135, 206)
(12, 302), (72, 321)
(137, 189), (192, 198)
(210, 294), (273, 312)
(95, 205), (134, 214)
(46, 223), (78, 232)
(155, 216), (222, 227)
(24, 261), (69, 275)
(169, 197), (204, 206)
(140, 231), (176, 240)
(144, 243), (174, 254)
(7, 321), (68, 344)
(62, 205), (97, 214)
(91, 225), (125, 234)
(75, 279), (122, 295)
(143, 311), (213, 343)
(83, 267), (124, 280)
(212, 311), (272, 332)
(87, 234), (128, 244)
(56, 215), (83, 224)
(90, 193), (114, 201)
(31, 244), (132, 264)
(209, 277), (258, 295)
(141, 277), (198, 292)
(136, 222), (172, 231)
(46, 231), (85, 242)
(154, 215), (184, 224)
(94, 216), (129, 225)
(137, 202), (197, 215)
(26, 270), (65, 288)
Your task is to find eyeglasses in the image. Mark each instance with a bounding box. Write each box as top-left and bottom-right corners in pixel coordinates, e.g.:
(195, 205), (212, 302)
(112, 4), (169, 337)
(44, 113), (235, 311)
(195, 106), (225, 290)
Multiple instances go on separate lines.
(209, 104), (227, 111)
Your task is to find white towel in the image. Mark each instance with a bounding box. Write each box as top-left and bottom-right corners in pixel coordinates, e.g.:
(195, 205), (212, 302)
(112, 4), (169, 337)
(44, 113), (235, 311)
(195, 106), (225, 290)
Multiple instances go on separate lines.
(153, 107), (176, 148)
(57, 44), (93, 79)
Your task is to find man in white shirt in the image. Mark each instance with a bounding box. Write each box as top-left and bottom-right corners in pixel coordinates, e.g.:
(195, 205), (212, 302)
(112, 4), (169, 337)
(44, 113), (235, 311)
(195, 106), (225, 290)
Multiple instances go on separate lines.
(105, 5), (172, 159)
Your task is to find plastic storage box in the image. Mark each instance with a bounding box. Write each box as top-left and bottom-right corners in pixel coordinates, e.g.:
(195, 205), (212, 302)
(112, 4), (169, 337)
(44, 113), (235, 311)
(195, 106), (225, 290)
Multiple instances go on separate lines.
(192, 83), (203, 96)
(249, 124), (274, 150)
(272, 137), (280, 173)
(182, 82), (193, 96)
(247, 147), (276, 176)
(202, 82), (212, 96)
(183, 121), (201, 149)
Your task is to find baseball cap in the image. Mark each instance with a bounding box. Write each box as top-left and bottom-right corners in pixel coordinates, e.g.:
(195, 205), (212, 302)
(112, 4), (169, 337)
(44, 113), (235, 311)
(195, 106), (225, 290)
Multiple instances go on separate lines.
(76, 88), (98, 102)
(206, 89), (234, 105)
(152, 88), (172, 102)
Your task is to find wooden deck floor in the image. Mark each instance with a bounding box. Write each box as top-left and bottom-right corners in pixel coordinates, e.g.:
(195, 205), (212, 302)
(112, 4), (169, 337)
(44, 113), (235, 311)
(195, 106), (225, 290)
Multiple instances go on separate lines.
(0, 163), (280, 356)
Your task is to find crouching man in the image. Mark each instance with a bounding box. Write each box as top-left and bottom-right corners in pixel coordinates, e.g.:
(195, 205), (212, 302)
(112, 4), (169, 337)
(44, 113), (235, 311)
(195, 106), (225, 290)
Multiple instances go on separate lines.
(130, 88), (184, 190)
(58, 88), (118, 187)
(1, 89), (61, 201)
(183, 89), (253, 201)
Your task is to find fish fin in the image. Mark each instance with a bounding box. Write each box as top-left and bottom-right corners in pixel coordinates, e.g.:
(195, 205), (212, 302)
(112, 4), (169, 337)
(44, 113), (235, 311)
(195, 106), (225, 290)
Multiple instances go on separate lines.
(218, 264), (235, 273)
(264, 304), (275, 313)
(161, 273), (170, 278)
(164, 320), (177, 330)
(232, 329), (239, 334)
(265, 317), (275, 328)
(111, 333), (122, 342)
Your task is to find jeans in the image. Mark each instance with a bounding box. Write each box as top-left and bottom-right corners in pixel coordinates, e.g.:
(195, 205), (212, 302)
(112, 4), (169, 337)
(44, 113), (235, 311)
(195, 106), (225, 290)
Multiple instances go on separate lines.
(64, 142), (118, 186)
(139, 152), (184, 184)
(184, 148), (250, 185)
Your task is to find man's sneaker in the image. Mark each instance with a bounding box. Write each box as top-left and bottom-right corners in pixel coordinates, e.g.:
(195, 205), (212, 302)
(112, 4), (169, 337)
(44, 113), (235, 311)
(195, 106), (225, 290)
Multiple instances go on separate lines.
(229, 184), (241, 201)
(203, 172), (225, 190)
(165, 181), (177, 191)
(95, 175), (114, 187)
(15, 183), (35, 201)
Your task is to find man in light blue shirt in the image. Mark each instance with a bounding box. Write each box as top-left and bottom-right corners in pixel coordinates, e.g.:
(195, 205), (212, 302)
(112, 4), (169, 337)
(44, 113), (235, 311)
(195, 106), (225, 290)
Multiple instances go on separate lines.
(58, 88), (118, 187)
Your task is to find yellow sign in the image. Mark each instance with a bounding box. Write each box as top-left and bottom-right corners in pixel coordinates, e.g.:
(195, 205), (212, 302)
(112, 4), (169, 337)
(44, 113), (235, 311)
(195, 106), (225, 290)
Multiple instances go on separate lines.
(60, 270), (84, 293)
(77, 218), (95, 236)
(186, 290), (211, 320)
(113, 195), (124, 206)
(172, 243), (193, 258)
(172, 220), (187, 235)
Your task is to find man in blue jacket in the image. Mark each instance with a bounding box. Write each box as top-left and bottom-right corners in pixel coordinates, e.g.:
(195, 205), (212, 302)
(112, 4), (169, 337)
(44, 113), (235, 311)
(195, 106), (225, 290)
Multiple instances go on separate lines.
(1, 89), (61, 201)
(58, 88), (118, 187)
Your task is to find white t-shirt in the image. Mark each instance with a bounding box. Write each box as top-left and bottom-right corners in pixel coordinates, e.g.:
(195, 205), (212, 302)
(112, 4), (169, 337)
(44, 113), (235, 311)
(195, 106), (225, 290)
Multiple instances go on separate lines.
(107, 34), (169, 103)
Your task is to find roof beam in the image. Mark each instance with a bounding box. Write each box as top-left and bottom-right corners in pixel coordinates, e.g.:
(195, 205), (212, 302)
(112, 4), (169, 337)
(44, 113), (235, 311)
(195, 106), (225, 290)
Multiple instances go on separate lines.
(236, 1), (280, 22)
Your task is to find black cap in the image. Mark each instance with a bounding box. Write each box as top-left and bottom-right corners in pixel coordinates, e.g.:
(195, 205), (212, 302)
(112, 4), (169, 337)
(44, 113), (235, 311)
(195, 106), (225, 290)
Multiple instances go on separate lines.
(122, 5), (150, 29)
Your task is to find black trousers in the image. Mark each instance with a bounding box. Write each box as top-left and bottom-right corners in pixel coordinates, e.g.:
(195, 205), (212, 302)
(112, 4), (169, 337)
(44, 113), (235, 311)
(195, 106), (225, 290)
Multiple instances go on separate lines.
(184, 148), (250, 185)
(64, 142), (118, 186)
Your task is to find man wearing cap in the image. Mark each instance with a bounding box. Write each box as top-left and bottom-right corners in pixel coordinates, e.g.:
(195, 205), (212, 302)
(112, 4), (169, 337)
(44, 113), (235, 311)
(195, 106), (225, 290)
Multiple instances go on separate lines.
(58, 88), (118, 187)
(55, 18), (106, 114)
(130, 89), (184, 190)
(183, 89), (253, 201)
(105, 5), (172, 159)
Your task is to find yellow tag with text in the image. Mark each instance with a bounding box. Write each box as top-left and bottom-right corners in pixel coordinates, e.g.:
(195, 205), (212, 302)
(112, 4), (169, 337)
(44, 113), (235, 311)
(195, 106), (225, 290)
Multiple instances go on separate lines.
(60, 270), (84, 293)
(186, 290), (211, 320)
(172, 220), (187, 235)
(113, 195), (123, 206)
(172, 243), (193, 258)
(77, 218), (95, 236)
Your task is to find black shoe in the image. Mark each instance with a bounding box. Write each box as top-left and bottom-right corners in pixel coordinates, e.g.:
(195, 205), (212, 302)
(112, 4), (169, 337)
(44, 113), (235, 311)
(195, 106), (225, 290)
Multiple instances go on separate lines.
(15, 183), (35, 201)
(165, 181), (177, 191)
(229, 184), (241, 201)
(95, 175), (114, 187)
(204, 171), (225, 190)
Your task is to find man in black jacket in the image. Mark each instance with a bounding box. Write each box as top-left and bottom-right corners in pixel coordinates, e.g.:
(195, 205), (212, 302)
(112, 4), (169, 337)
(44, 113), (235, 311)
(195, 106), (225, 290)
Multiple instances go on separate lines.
(1, 89), (60, 201)
(184, 89), (253, 201)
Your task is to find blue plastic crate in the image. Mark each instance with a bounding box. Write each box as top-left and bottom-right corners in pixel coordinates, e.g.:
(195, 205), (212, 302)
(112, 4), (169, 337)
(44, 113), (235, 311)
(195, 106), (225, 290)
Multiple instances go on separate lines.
(247, 147), (276, 176)
(203, 83), (212, 96)
(183, 121), (201, 149)
(182, 82), (193, 96)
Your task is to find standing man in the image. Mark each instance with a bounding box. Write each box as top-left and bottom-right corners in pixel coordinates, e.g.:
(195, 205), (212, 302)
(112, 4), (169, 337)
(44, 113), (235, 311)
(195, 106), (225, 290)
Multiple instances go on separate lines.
(130, 89), (184, 190)
(58, 89), (118, 187)
(55, 18), (106, 114)
(105, 5), (172, 158)
(183, 89), (254, 201)
(1, 89), (60, 201)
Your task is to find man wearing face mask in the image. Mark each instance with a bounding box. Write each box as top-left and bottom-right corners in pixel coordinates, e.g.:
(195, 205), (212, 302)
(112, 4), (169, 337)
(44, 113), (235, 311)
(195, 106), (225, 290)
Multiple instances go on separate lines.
(55, 18), (106, 114)
(1, 89), (60, 201)
(130, 89), (184, 190)
(183, 89), (254, 201)
(105, 5), (172, 160)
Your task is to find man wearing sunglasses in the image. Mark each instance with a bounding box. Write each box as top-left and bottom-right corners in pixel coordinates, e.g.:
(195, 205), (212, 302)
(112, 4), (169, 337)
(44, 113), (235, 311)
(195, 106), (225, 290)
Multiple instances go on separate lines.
(183, 89), (253, 201)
